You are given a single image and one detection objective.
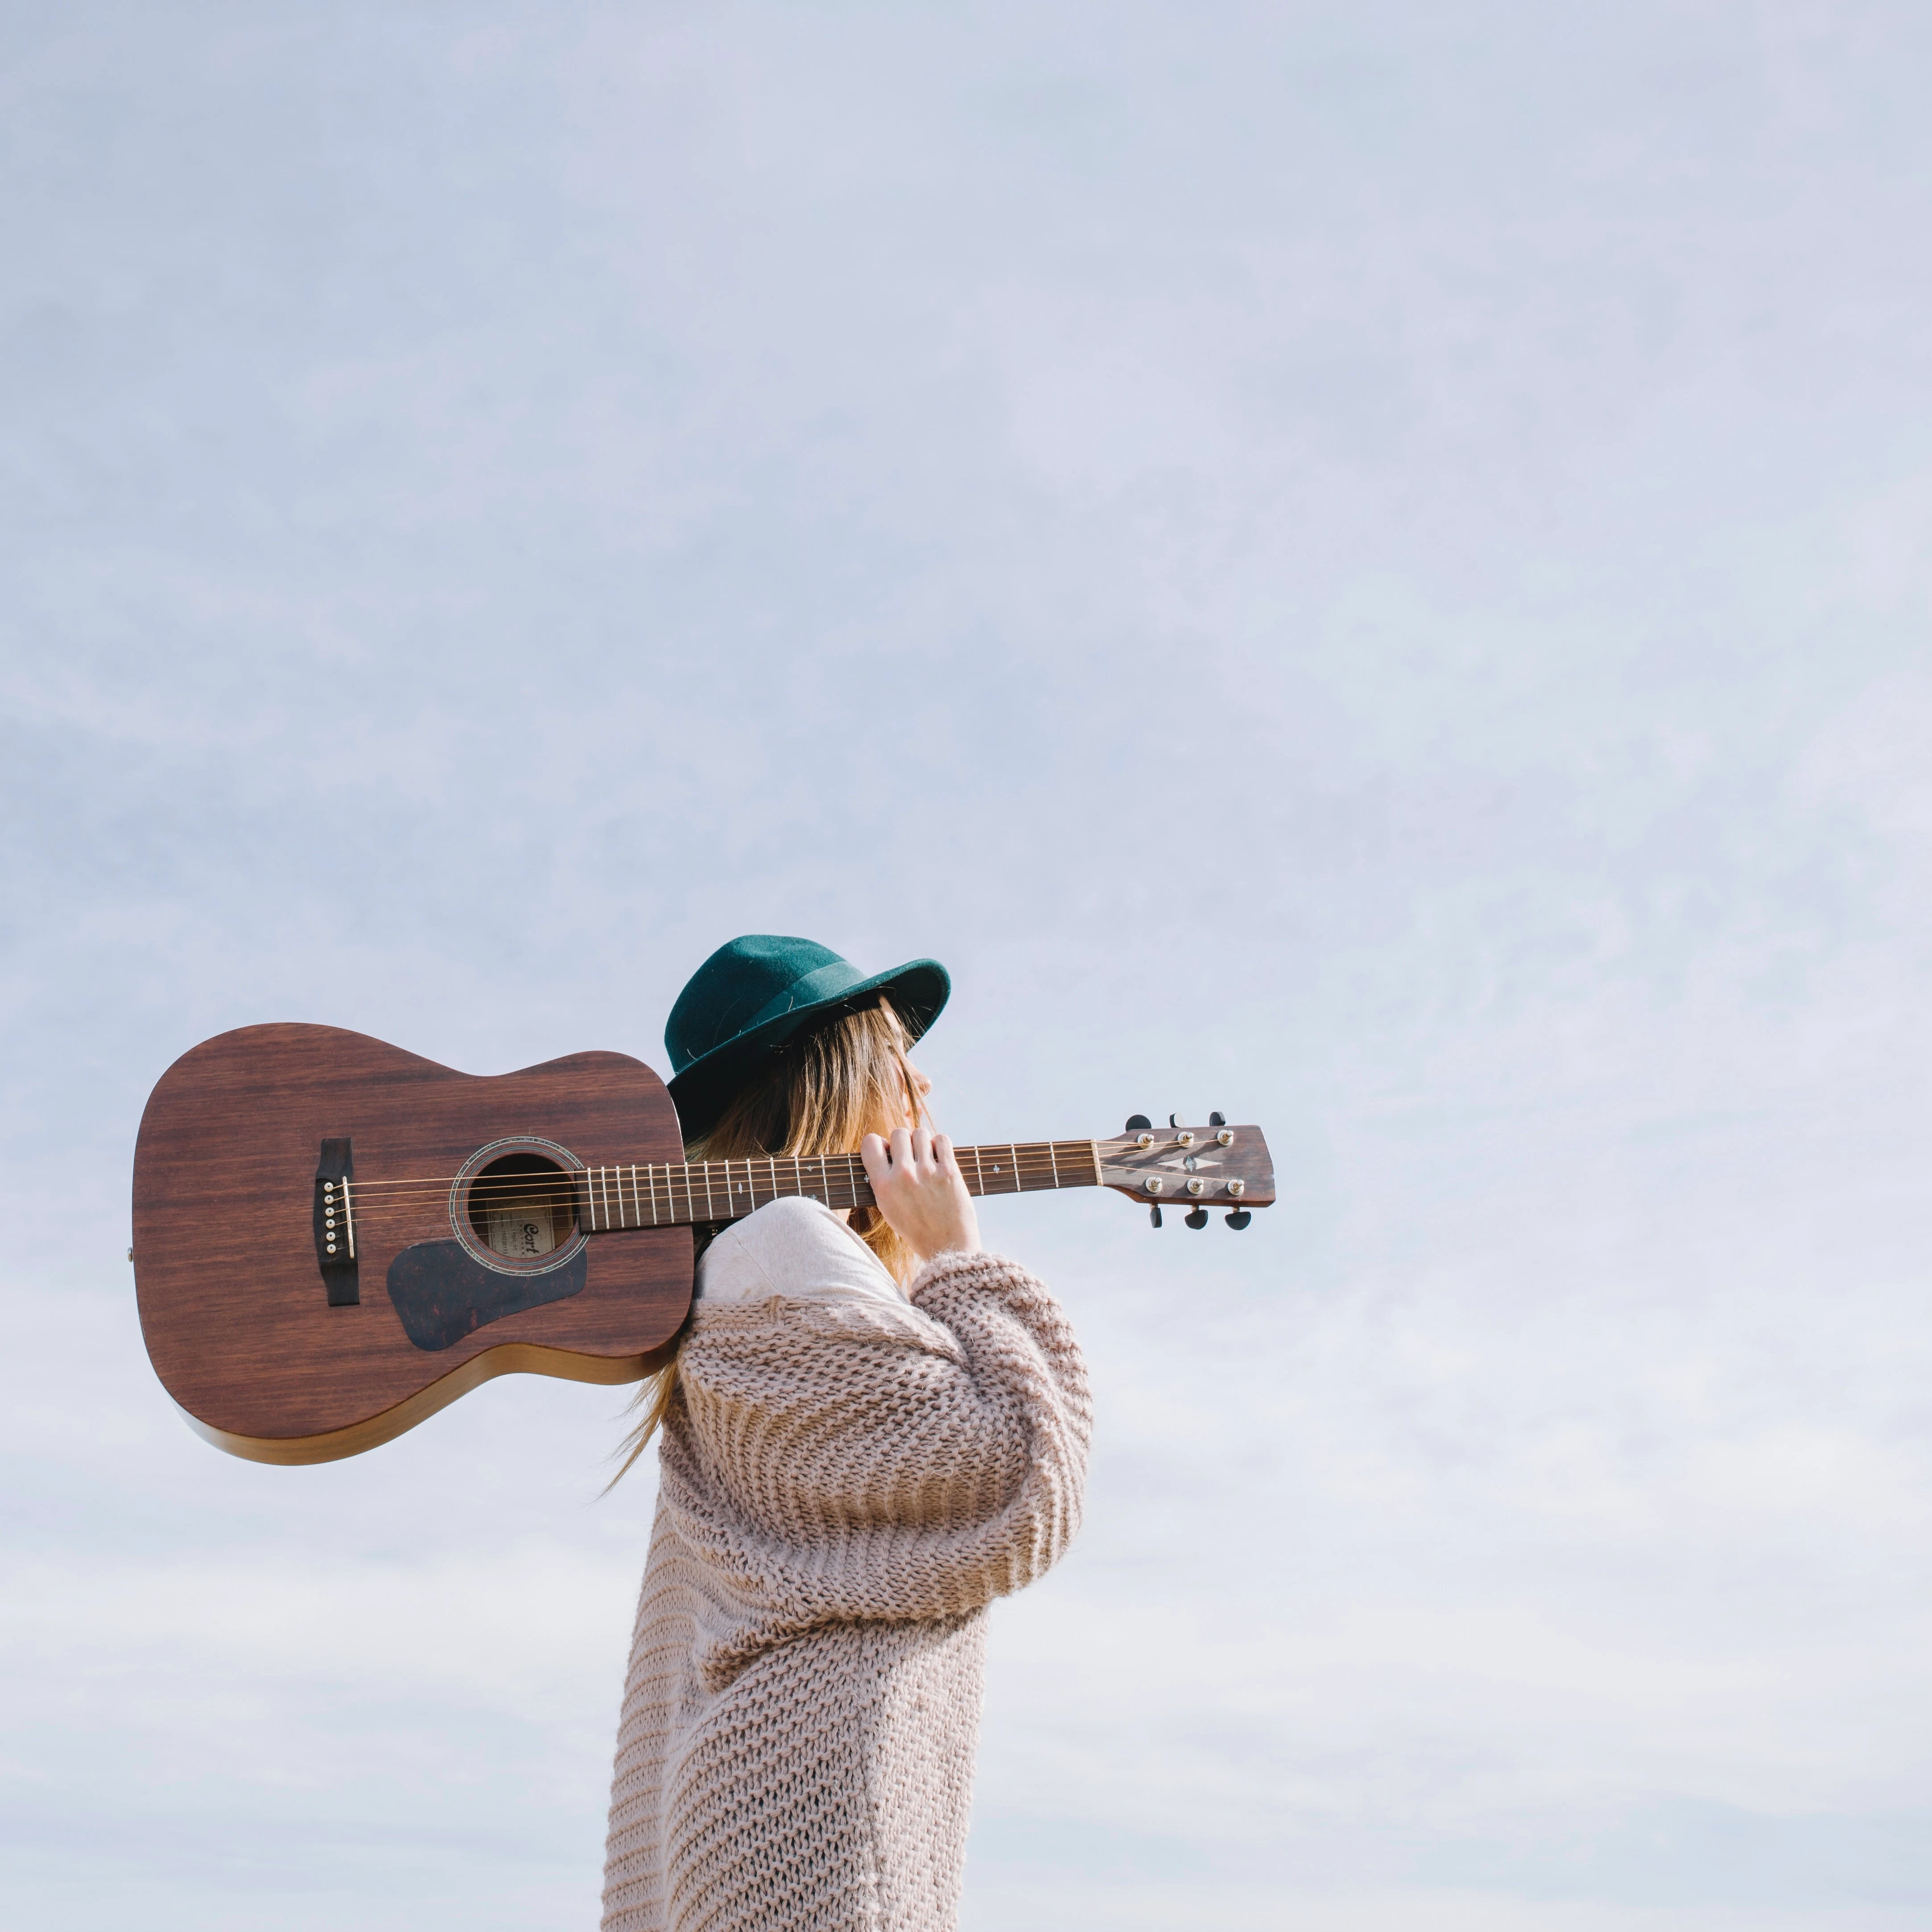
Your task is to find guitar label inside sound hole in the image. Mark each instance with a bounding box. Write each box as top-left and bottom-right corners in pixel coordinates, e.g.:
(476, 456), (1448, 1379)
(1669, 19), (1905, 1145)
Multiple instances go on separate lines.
(466, 1152), (576, 1261)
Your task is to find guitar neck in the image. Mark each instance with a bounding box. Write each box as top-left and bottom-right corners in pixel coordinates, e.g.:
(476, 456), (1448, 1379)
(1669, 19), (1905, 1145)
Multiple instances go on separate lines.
(575, 1138), (1102, 1233)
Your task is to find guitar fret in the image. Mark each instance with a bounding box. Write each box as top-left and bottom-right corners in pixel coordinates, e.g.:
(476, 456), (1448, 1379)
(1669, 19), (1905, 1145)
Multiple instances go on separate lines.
(586, 1133), (1119, 1238)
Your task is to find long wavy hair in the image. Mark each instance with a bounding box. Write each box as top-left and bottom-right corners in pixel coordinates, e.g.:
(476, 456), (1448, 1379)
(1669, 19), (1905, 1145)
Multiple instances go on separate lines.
(607, 998), (925, 1487)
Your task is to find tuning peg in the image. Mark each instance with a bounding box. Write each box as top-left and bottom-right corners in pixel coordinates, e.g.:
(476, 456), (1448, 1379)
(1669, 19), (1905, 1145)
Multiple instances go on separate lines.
(1185, 1206), (1209, 1229)
(1126, 1114), (1152, 1131)
(1148, 1204), (1163, 1229)
(1225, 1209), (1252, 1230)
(1209, 1111), (1226, 1127)
(1169, 1111), (1185, 1128)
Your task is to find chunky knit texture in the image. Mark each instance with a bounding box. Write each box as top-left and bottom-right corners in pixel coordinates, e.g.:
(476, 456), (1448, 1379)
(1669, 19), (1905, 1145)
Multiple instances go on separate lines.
(600, 1247), (1091, 1932)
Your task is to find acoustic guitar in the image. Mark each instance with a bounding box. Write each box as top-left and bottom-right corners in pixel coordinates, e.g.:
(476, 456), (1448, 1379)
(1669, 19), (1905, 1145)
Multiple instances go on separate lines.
(131, 1024), (1276, 1465)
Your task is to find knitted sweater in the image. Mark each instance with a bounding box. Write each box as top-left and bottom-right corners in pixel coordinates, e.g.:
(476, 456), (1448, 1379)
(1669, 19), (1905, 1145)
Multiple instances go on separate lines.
(599, 1214), (1091, 1932)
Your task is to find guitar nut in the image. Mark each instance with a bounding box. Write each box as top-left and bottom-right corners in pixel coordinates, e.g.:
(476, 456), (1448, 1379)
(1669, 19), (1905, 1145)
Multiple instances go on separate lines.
(1174, 1131), (1195, 1146)
(1135, 1132), (1154, 1148)
(1216, 1128), (1234, 1146)
(1186, 1177), (1205, 1196)
(1227, 1179), (1245, 1197)
(1146, 1177), (1164, 1194)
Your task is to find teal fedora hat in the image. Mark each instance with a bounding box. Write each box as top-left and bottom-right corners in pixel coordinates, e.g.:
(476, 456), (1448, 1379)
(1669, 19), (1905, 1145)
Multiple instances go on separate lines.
(665, 935), (949, 1143)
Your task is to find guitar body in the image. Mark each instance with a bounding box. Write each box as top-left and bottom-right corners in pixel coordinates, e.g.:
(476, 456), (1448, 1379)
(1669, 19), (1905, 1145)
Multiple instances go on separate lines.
(132, 1024), (692, 1466)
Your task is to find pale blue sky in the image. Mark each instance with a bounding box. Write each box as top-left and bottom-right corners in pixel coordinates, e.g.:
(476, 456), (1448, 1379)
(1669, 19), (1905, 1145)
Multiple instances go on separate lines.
(5, 4), (1932, 1928)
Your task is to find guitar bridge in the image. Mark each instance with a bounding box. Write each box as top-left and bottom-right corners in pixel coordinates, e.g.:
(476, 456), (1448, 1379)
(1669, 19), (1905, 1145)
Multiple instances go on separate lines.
(314, 1138), (359, 1306)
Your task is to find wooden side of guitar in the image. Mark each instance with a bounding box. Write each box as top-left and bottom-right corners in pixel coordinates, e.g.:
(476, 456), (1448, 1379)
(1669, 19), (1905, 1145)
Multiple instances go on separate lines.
(132, 1024), (693, 1465)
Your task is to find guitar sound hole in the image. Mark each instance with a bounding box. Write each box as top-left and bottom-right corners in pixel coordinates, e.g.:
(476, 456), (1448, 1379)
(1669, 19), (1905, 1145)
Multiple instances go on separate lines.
(466, 1152), (576, 1261)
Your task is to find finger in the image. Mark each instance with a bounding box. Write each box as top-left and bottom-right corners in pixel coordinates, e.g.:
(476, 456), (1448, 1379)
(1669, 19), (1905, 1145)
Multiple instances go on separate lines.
(859, 1132), (889, 1183)
(909, 1126), (934, 1172)
(888, 1126), (913, 1168)
(932, 1132), (958, 1176)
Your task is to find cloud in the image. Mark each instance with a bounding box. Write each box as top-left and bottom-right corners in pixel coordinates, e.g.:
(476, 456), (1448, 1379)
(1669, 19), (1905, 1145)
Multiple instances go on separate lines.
(6, 2), (1932, 1927)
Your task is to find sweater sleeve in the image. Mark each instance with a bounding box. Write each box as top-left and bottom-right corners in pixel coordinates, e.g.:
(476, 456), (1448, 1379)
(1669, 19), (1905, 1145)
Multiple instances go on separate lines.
(659, 1250), (1090, 1660)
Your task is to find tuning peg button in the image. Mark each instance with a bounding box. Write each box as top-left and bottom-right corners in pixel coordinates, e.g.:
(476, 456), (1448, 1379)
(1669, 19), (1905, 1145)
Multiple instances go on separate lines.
(1209, 1111), (1226, 1127)
(1185, 1207), (1209, 1229)
(1225, 1209), (1252, 1230)
(1126, 1114), (1152, 1131)
(1149, 1204), (1164, 1229)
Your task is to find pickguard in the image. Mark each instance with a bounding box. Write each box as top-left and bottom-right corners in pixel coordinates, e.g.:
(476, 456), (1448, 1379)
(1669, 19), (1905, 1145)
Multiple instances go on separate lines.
(386, 1240), (589, 1351)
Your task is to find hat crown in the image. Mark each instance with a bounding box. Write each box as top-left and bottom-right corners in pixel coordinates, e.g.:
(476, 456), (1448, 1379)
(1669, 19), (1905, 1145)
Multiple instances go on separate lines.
(665, 935), (859, 1074)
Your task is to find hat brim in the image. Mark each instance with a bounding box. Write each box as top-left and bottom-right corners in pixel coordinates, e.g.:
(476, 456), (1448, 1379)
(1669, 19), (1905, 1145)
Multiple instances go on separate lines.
(665, 957), (949, 1147)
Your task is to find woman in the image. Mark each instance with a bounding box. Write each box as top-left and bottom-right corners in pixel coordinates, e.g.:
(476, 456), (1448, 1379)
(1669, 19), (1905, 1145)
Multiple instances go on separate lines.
(600, 935), (1092, 1932)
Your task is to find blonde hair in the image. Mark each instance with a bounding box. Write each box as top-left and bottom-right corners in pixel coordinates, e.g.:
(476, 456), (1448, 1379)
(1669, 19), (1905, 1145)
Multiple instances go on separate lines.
(607, 999), (925, 1486)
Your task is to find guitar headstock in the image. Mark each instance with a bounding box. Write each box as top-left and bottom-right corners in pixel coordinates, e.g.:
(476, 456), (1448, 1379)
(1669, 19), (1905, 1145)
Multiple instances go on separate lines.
(1097, 1113), (1276, 1227)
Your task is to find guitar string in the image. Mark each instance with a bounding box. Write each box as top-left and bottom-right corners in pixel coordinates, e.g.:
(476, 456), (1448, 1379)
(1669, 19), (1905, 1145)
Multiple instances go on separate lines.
(342, 1179), (1093, 1227)
(322, 1149), (1115, 1219)
(313, 1146), (1225, 1236)
(307, 1141), (1209, 1229)
(325, 1155), (1171, 1210)
(326, 1141), (1111, 1197)
(341, 1173), (1078, 1213)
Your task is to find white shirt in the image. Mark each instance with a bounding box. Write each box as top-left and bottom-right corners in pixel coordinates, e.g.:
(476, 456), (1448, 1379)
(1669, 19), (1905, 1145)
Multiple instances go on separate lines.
(694, 1194), (909, 1314)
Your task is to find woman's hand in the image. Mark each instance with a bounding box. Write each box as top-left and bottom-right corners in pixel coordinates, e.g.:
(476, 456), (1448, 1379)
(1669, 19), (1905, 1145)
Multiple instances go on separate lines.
(860, 1127), (981, 1263)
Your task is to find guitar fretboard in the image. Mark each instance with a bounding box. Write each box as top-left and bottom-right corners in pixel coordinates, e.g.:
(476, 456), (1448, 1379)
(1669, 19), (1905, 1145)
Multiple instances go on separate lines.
(577, 1139), (1102, 1232)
